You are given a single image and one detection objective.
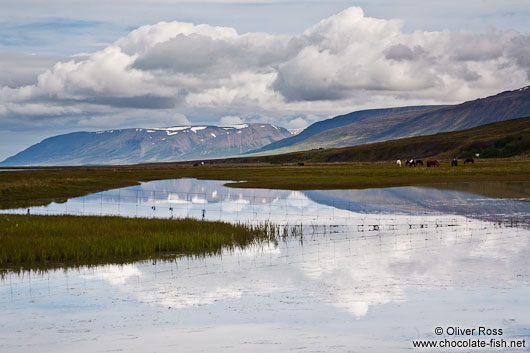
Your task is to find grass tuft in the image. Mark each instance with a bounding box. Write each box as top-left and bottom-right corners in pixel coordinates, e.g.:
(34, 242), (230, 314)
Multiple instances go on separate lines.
(0, 215), (283, 272)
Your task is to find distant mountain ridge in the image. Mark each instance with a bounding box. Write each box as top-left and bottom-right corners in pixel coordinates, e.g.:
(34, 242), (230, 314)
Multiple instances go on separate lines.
(252, 105), (439, 153)
(251, 86), (530, 155)
(1, 123), (291, 166)
(4, 86), (530, 166)
(216, 115), (530, 164)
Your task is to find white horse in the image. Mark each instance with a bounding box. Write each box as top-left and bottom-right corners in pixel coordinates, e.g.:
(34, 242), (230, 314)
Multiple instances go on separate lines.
(396, 159), (402, 167)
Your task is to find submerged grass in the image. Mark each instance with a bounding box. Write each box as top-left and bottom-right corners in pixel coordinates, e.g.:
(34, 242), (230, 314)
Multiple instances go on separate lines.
(0, 214), (282, 272)
(2, 160), (530, 209)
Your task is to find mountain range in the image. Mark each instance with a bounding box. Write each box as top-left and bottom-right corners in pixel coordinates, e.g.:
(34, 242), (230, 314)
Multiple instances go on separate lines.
(249, 86), (530, 155)
(0, 124), (291, 166)
(2, 86), (530, 166)
(218, 115), (530, 164)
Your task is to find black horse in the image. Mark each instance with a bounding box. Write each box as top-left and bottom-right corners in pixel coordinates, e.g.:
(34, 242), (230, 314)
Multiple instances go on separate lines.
(451, 159), (458, 167)
(464, 158), (474, 164)
(415, 160), (424, 166)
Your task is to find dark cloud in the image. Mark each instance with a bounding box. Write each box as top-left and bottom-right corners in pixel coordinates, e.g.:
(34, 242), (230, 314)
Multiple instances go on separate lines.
(451, 33), (506, 61)
(273, 69), (347, 102)
(385, 44), (415, 61)
(507, 34), (530, 79)
(84, 95), (179, 109)
(132, 33), (302, 78)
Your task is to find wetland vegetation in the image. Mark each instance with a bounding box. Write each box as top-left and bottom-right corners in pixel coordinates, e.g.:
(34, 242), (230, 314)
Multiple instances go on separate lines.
(2, 160), (529, 271)
(0, 214), (286, 271)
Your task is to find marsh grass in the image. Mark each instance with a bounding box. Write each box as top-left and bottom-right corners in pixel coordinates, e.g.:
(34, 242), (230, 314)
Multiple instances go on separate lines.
(0, 214), (285, 272)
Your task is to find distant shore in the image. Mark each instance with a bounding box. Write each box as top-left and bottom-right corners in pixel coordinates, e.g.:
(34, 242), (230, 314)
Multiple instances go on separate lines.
(2, 159), (530, 210)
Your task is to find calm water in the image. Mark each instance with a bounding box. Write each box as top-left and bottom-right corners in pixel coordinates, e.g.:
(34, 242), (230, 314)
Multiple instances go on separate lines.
(1, 179), (529, 352)
(0, 169), (34, 172)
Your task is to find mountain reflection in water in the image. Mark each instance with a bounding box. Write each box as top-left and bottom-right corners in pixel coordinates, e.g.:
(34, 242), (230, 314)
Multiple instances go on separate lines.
(4, 179), (529, 227)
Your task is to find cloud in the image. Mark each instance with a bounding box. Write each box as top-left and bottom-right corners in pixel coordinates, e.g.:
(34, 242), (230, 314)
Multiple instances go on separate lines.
(0, 51), (64, 88)
(385, 44), (416, 61)
(286, 117), (308, 129)
(75, 111), (191, 128)
(1, 6), (529, 136)
(272, 8), (529, 103)
(506, 34), (530, 79)
(219, 115), (244, 125)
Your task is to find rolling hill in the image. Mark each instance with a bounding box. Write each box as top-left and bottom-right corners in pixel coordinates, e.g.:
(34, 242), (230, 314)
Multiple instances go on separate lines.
(251, 105), (439, 153)
(252, 86), (530, 155)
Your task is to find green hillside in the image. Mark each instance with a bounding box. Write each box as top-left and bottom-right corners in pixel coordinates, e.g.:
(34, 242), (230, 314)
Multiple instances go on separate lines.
(223, 116), (530, 164)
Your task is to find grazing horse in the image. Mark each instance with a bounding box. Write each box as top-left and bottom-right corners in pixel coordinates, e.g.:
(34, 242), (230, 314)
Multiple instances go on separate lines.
(406, 159), (416, 167)
(451, 158), (458, 167)
(426, 160), (440, 167)
(415, 160), (424, 166)
(396, 159), (402, 167)
(464, 158), (474, 164)
(297, 162), (305, 166)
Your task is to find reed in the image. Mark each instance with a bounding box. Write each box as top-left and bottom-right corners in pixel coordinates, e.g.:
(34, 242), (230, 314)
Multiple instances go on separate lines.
(0, 214), (284, 271)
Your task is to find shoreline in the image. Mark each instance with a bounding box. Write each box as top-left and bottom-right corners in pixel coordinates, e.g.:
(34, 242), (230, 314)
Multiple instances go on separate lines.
(2, 160), (530, 209)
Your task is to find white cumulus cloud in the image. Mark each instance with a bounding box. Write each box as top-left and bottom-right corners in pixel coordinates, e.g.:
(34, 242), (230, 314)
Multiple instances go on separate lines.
(1, 6), (529, 134)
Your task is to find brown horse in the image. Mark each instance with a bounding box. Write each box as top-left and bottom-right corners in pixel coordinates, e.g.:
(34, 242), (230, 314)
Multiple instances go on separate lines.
(426, 160), (440, 167)
(464, 158), (474, 164)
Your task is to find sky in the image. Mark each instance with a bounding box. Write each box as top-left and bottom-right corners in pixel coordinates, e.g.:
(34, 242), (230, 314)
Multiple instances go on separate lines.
(1, 0), (530, 160)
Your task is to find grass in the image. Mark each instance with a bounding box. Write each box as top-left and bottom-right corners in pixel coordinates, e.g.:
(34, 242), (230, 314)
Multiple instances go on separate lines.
(2, 160), (530, 210)
(0, 214), (284, 271)
(466, 129), (530, 158)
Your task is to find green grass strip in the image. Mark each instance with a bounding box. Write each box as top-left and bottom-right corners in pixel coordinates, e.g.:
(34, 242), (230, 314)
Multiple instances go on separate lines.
(0, 214), (279, 271)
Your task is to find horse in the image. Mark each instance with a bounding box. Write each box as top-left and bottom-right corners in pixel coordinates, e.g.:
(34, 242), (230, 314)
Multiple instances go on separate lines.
(464, 158), (474, 164)
(405, 159), (416, 167)
(415, 160), (424, 166)
(451, 158), (458, 167)
(297, 162), (305, 166)
(396, 160), (402, 167)
(426, 160), (440, 167)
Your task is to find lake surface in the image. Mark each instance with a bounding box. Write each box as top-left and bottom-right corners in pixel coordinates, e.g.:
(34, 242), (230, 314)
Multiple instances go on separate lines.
(1, 179), (530, 352)
(0, 168), (34, 172)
